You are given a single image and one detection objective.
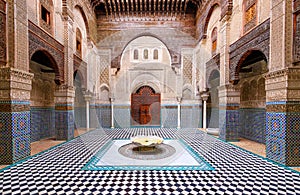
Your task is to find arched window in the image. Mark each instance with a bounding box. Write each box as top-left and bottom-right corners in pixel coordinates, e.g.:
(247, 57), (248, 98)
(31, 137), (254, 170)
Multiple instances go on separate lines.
(76, 28), (82, 57)
(143, 49), (149, 60)
(211, 27), (218, 55)
(153, 49), (159, 60)
(133, 49), (139, 60)
(243, 0), (257, 33)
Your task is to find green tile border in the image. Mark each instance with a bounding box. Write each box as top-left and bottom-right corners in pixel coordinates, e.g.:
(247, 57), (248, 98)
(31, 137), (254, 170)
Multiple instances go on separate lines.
(82, 138), (215, 171)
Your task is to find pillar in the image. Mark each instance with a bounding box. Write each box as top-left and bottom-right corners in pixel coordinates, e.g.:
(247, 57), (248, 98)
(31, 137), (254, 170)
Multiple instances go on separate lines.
(111, 98), (115, 128)
(218, 11), (240, 141)
(218, 85), (240, 141)
(177, 97), (182, 128)
(265, 0), (300, 166)
(0, 69), (33, 164)
(201, 93), (209, 129)
(83, 91), (92, 130)
(54, 2), (75, 140)
(55, 86), (75, 140)
(0, 0), (34, 164)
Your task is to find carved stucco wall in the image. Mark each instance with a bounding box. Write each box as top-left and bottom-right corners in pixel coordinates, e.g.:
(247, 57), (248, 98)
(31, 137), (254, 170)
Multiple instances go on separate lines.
(29, 21), (64, 84)
(0, 0), (6, 67)
(30, 61), (55, 107)
(112, 36), (179, 104)
(229, 19), (270, 82)
(294, 0), (300, 64)
(96, 29), (196, 68)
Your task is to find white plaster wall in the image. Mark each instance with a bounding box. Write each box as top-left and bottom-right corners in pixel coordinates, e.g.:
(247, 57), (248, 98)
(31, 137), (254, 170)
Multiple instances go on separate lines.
(113, 36), (177, 104)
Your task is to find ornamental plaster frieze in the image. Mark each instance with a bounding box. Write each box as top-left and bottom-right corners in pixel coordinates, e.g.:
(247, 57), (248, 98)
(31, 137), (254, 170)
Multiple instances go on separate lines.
(0, 68), (33, 98)
(54, 84), (75, 104)
(54, 97), (75, 104)
(265, 68), (300, 91)
(0, 67), (33, 83)
(0, 88), (31, 100)
(218, 84), (240, 104)
(287, 90), (300, 100)
(265, 68), (288, 79)
(266, 89), (288, 102)
(240, 101), (266, 109)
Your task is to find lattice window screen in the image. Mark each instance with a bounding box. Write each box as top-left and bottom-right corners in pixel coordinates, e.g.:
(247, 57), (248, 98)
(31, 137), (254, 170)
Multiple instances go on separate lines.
(183, 54), (193, 84)
(99, 55), (110, 85)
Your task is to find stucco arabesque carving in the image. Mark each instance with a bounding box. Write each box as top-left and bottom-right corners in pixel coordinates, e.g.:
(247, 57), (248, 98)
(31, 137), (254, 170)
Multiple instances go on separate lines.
(0, 67), (33, 85)
(265, 68), (300, 101)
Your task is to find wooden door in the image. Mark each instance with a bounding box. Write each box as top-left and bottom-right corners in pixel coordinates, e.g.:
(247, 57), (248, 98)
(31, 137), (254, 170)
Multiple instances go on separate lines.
(131, 86), (160, 126)
(140, 105), (151, 124)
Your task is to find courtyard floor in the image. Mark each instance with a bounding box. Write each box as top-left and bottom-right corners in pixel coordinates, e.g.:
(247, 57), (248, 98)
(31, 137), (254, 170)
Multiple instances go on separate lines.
(1, 128), (300, 194)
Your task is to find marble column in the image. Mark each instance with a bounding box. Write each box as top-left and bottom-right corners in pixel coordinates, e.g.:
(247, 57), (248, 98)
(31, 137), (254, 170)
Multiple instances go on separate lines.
(110, 98), (115, 128)
(83, 91), (92, 130)
(201, 93), (209, 130)
(177, 97), (182, 129)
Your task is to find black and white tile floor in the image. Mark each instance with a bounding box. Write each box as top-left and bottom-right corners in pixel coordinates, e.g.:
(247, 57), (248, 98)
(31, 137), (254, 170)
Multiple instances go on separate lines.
(1, 128), (300, 194)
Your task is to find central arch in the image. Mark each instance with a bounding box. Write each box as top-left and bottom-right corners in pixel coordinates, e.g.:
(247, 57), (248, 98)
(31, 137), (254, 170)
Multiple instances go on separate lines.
(131, 86), (161, 126)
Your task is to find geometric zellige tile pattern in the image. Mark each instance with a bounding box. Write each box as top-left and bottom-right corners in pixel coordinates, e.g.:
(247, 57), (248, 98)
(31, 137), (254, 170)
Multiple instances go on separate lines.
(0, 128), (300, 194)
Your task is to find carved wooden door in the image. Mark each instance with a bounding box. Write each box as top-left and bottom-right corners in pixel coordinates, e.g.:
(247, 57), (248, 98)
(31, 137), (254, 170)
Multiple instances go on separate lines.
(140, 105), (151, 124)
(131, 86), (160, 126)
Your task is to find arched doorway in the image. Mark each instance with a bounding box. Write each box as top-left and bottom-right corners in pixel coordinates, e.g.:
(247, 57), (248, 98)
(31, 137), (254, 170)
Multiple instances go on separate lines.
(207, 70), (220, 128)
(238, 50), (267, 143)
(74, 70), (86, 130)
(30, 50), (57, 142)
(131, 86), (161, 126)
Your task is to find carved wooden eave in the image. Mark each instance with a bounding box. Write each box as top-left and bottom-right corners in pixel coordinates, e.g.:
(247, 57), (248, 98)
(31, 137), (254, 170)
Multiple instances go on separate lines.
(90, 0), (203, 21)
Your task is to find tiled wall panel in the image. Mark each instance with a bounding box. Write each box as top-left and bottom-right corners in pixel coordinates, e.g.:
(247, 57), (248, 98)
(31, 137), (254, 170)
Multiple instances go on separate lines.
(161, 106), (178, 128)
(0, 101), (31, 164)
(30, 107), (55, 142)
(240, 108), (266, 143)
(219, 106), (240, 141)
(181, 105), (202, 128)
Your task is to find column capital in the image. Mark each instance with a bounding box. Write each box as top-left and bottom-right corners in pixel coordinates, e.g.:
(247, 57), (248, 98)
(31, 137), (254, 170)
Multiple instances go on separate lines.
(83, 90), (93, 101)
(201, 93), (209, 101)
(110, 97), (115, 103)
